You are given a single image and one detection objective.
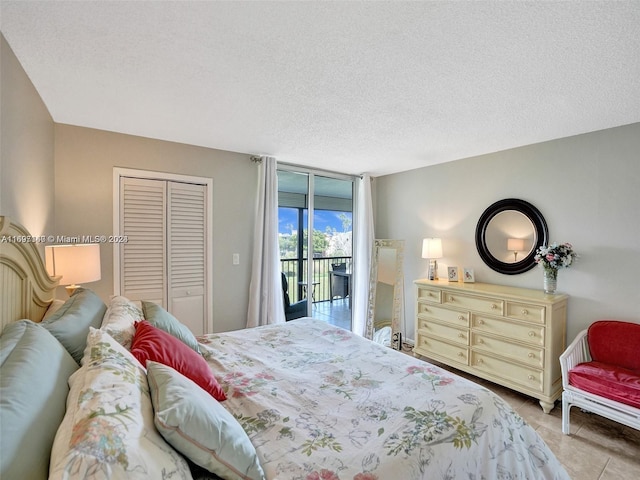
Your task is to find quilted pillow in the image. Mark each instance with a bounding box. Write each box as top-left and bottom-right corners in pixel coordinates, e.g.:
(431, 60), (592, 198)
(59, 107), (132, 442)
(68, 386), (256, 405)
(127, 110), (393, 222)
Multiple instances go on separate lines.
(131, 321), (226, 401)
(0, 320), (79, 480)
(142, 300), (201, 353)
(41, 287), (106, 364)
(101, 295), (145, 350)
(147, 361), (265, 480)
(49, 328), (193, 480)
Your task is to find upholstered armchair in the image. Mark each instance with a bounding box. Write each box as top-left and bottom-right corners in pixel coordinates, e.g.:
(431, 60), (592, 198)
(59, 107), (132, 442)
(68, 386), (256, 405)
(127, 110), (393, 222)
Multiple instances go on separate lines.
(560, 320), (640, 434)
(281, 273), (308, 321)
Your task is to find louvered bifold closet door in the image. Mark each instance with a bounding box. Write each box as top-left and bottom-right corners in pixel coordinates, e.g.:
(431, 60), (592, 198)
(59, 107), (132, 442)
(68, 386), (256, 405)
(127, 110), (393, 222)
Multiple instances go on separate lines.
(168, 182), (207, 335)
(120, 177), (167, 305)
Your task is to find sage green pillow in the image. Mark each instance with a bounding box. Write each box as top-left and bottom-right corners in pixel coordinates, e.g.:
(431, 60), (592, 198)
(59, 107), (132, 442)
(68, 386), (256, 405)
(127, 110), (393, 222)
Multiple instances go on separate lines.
(147, 361), (265, 480)
(0, 320), (79, 480)
(41, 288), (106, 364)
(142, 300), (200, 353)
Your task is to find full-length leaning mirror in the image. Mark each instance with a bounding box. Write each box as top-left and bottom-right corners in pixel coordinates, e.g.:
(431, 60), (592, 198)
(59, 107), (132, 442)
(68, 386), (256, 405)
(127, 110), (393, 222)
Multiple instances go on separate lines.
(475, 198), (549, 275)
(366, 239), (405, 349)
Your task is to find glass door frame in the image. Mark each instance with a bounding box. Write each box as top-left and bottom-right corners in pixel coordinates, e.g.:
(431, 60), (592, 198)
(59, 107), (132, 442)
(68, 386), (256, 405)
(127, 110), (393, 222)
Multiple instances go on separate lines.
(277, 164), (358, 319)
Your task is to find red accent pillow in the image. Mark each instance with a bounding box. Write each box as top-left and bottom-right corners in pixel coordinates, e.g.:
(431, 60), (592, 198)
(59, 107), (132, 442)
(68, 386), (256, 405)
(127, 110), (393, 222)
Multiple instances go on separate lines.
(131, 320), (226, 401)
(588, 320), (640, 372)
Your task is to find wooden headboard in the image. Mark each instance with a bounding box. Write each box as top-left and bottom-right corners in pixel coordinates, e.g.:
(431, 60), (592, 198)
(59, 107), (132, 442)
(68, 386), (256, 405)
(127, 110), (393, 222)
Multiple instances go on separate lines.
(0, 216), (59, 330)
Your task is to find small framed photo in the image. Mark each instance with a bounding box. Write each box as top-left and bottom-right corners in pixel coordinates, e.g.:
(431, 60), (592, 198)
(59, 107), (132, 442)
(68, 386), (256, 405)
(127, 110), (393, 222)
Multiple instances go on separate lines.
(463, 267), (475, 283)
(447, 266), (459, 282)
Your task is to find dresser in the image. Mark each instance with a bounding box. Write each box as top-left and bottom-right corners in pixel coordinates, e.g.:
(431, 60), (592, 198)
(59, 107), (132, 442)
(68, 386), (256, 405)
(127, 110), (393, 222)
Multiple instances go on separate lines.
(413, 279), (568, 413)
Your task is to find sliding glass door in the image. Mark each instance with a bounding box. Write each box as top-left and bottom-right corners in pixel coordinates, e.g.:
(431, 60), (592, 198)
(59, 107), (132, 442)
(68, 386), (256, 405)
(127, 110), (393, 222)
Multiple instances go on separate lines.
(277, 168), (354, 330)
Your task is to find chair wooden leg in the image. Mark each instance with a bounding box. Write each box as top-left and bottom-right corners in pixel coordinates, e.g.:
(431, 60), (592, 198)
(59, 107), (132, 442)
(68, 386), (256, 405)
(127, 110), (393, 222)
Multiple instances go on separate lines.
(562, 392), (571, 435)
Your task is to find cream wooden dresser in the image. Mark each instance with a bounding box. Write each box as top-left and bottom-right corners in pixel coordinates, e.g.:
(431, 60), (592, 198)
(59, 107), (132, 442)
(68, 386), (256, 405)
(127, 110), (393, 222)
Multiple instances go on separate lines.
(413, 279), (568, 413)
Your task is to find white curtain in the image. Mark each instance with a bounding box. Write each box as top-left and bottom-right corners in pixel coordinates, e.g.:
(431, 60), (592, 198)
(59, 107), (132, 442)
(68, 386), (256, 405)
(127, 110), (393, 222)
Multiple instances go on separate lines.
(246, 156), (286, 328)
(351, 174), (374, 337)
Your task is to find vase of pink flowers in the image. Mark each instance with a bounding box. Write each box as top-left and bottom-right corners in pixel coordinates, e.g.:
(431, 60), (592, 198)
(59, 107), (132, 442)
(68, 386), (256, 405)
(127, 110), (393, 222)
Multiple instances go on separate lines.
(534, 242), (577, 294)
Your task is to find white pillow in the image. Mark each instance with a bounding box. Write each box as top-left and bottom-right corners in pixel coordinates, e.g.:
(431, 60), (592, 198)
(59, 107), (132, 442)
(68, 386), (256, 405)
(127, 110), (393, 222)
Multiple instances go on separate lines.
(100, 295), (144, 350)
(49, 328), (193, 480)
(147, 361), (265, 480)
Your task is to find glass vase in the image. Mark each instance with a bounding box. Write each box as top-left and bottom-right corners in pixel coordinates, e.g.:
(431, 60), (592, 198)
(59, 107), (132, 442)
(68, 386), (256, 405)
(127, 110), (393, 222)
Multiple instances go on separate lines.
(543, 269), (558, 294)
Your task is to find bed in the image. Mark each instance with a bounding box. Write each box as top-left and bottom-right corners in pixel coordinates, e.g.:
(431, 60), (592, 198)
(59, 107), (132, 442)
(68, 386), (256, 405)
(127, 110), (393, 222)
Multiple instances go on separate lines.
(1, 216), (570, 480)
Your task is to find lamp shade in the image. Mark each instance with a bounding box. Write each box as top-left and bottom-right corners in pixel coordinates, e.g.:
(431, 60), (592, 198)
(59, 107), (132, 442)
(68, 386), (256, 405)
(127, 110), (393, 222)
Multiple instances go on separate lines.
(45, 244), (101, 287)
(507, 238), (525, 251)
(421, 238), (443, 259)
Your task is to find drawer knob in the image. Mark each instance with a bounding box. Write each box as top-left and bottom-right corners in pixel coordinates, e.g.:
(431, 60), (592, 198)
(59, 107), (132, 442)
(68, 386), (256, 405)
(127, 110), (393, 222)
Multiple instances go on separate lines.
(528, 331), (536, 337)
(478, 319), (485, 325)
(528, 352), (535, 358)
(449, 296), (455, 302)
(491, 304), (497, 310)
(458, 315), (465, 321)
(457, 352), (464, 357)
(477, 358), (484, 365)
(458, 333), (465, 338)
(522, 309), (529, 315)
(528, 374), (535, 381)
(478, 338), (484, 344)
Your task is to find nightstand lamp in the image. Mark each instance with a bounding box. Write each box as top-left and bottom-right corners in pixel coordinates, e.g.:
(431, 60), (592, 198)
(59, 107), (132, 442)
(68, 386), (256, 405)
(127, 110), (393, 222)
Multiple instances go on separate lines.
(507, 238), (525, 262)
(422, 237), (443, 280)
(45, 243), (101, 296)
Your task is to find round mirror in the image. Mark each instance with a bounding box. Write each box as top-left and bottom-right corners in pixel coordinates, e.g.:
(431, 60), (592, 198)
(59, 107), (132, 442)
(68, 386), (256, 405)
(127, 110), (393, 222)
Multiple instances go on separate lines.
(475, 199), (548, 275)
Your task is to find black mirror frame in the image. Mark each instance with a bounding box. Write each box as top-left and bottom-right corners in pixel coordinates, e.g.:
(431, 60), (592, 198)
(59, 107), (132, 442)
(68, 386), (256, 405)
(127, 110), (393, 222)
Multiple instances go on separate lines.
(475, 198), (549, 275)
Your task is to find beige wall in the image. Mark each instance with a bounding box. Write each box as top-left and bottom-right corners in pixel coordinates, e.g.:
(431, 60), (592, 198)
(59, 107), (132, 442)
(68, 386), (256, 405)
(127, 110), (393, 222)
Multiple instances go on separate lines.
(374, 123), (640, 342)
(0, 34), (55, 240)
(54, 125), (258, 333)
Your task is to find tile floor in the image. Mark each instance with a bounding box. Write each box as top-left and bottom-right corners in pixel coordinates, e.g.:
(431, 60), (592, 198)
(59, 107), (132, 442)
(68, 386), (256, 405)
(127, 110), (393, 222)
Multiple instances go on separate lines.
(415, 356), (640, 480)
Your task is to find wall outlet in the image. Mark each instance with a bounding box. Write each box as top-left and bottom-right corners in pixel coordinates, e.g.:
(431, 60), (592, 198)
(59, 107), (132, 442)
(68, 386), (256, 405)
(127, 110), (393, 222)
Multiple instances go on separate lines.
(232, 253), (240, 265)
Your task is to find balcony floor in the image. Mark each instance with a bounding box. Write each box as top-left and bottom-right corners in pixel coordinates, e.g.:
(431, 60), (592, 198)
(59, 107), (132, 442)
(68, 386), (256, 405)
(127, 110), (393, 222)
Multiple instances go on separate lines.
(310, 298), (352, 331)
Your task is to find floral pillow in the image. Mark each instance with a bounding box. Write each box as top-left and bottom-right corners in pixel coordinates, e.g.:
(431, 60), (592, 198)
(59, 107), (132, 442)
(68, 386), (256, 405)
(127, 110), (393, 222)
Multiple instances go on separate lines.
(49, 328), (193, 480)
(100, 295), (145, 350)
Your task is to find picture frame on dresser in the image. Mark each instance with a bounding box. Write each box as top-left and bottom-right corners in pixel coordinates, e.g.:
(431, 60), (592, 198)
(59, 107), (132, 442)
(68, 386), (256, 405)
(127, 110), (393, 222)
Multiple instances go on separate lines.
(447, 266), (459, 282)
(462, 267), (475, 283)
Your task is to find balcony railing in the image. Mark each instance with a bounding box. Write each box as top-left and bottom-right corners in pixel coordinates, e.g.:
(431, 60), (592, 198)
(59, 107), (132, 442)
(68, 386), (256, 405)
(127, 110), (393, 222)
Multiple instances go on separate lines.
(281, 256), (351, 304)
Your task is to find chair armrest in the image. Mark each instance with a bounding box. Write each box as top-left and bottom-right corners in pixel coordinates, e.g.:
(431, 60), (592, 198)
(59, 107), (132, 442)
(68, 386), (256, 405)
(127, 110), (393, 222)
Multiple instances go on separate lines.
(560, 329), (590, 389)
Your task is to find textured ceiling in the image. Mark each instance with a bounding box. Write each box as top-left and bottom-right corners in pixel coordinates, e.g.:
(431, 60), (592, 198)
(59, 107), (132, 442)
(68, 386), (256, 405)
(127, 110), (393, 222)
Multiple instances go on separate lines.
(2, 1), (639, 176)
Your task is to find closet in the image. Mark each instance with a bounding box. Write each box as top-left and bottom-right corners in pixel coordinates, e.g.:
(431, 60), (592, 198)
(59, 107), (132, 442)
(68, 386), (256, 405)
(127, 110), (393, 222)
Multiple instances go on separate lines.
(114, 170), (212, 335)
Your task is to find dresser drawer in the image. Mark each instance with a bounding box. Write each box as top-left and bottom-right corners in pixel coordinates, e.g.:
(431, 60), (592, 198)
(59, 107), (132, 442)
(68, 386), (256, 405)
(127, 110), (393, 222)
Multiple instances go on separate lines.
(415, 335), (468, 365)
(442, 292), (504, 316)
(471, 352), (544, 392)
(418, 303), (469, 327)
(506, 302), (545, 324)
(472, 314), (545, 347)
(471, 333), (544, 368)
(417, 286), (441, 303)
(417, 319), (468, 345)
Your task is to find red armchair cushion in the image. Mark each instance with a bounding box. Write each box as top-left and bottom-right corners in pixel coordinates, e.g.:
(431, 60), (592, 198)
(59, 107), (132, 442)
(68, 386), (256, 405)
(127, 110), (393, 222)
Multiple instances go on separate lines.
(587, 320), (640, 372)
(569, 361), (640, 409)
(131, 320), (226, 401)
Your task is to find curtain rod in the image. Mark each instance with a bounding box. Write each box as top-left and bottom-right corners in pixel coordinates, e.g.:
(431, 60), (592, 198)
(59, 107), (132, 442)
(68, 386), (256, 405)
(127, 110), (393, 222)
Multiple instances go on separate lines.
(249, 155), (367, 180)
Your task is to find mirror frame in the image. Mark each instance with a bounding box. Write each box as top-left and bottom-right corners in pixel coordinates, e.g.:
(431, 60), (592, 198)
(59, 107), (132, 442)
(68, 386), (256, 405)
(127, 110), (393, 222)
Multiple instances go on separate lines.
(366, 239), (405, 349)
(475, 198), (548, 275)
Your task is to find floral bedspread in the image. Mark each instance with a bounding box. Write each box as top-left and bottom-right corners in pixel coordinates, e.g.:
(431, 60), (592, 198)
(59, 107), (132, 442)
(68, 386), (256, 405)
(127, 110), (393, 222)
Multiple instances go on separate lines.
(198, 318), (569, 480)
